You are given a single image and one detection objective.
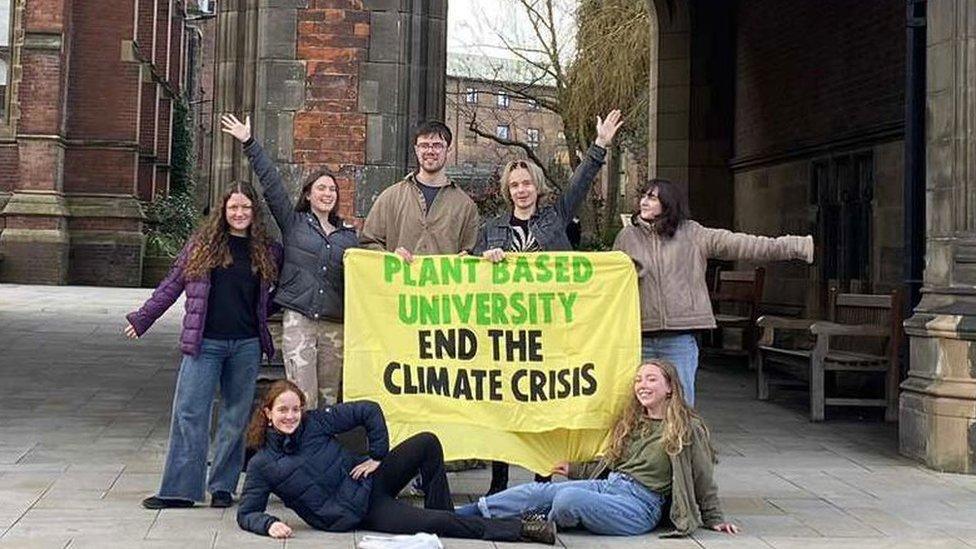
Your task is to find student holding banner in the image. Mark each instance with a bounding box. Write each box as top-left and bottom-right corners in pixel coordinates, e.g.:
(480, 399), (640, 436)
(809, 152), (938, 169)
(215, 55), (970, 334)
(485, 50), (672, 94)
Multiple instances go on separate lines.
(125, 182), (282, 509)
(613, 179), (814, 405)
(475, 109), (624, 495)
(457, 360), (739, 538)
(237, 380), (556, 544)
(220, 114), (358, 409)
(360, 121), (480, 260)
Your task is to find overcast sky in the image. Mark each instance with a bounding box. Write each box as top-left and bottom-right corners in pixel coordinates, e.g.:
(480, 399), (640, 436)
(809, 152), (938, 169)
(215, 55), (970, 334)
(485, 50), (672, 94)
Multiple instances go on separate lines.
(447, 0), (577, 60)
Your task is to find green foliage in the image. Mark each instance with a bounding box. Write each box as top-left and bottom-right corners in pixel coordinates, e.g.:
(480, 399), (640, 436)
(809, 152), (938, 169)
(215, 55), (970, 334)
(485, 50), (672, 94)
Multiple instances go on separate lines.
(145, 95), (199, 258)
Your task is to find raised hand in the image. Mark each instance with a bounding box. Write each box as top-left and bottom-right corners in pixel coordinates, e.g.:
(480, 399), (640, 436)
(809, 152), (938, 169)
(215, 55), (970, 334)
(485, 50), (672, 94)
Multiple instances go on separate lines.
(594, 109), (624, 148)
(123, 323), (139, 339)
(220, 113), (252, 143)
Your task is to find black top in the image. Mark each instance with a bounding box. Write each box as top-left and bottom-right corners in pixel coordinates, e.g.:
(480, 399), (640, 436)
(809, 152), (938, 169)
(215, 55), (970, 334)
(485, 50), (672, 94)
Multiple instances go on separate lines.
(509, 215), (540, 252)
(415, 180), (442, 215)
(205, 235), (259, 339)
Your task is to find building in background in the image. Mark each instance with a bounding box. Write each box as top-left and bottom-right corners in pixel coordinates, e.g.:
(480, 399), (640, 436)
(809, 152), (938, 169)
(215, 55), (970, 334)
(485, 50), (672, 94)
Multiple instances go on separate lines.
(445, 53), (568, 169)
(0, 0), (199, 286)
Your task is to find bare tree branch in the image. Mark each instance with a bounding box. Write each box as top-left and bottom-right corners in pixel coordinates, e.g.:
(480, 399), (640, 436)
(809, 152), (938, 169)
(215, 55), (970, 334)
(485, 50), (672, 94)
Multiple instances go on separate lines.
(466, 114), (562, 191)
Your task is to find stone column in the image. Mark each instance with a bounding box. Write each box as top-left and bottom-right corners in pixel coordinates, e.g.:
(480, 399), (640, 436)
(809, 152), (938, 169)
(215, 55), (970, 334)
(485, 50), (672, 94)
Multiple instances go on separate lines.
(357, 0), (447, 215)
(899, 0), (976, 474)
(0, 2), (72, 284)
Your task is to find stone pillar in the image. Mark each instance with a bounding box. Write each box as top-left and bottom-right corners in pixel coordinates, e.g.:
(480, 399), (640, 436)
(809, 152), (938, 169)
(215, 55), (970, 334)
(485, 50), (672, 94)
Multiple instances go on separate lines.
(899, 0), (976, 474)
(357, 0), (447, 215)
(0, 3), (72, 284)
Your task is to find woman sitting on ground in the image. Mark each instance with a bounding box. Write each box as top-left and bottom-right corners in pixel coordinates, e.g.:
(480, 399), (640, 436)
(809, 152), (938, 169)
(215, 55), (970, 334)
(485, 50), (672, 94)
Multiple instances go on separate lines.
(456, 359), (739, 537)
(236, 380), (556, 544)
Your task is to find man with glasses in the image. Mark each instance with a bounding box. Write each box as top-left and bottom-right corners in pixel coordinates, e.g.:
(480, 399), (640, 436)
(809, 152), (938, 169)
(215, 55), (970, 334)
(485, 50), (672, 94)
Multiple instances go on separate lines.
(361, 121), (479, 261)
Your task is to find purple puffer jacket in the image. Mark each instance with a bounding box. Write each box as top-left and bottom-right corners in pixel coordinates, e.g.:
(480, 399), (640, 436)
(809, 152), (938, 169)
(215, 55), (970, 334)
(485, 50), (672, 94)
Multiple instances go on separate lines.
(126, 240), (283, 358)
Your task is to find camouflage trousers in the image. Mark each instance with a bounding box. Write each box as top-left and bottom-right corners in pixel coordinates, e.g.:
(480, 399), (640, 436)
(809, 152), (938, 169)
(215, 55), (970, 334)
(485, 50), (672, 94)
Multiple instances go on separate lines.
(282, 309), (344, 409)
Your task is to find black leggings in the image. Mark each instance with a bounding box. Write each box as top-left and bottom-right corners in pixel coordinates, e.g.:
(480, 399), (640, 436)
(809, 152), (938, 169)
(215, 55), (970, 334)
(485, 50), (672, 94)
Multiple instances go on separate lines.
(360, 432), (522, 541)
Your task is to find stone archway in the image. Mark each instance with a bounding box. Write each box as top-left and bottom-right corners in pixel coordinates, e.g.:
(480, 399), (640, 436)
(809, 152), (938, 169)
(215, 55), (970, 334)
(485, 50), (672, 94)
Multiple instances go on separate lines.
(646, 0), (692, 186)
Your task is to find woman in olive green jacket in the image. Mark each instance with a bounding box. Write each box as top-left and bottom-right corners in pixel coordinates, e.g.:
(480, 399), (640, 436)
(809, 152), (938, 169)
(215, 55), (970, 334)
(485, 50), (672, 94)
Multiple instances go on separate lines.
(455, 360), (738, 538)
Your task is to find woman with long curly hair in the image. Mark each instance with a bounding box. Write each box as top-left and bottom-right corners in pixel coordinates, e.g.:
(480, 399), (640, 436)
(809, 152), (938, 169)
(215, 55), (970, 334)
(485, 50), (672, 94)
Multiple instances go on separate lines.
(235, 379), (556, 544)
(614, 179), (814, 405)
(124, 182), (282, 510)
(221, 113), (358, 409)
(456, 359), (739, 538)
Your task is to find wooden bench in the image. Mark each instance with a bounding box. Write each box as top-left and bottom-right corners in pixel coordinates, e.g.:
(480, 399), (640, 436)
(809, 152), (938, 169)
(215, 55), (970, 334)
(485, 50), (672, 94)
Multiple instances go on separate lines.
(756, 288), (903, 422)
(705, 267), (765, 365)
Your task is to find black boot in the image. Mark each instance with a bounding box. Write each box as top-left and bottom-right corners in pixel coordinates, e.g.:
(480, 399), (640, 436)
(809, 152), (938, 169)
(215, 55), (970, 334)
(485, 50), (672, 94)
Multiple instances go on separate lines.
(487, 461), (509, 496)
(520, 519), (556, 545)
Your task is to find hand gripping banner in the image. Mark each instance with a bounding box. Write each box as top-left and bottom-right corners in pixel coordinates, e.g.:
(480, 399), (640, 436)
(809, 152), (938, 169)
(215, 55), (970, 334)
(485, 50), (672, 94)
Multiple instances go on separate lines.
(343, 249), (641, 474)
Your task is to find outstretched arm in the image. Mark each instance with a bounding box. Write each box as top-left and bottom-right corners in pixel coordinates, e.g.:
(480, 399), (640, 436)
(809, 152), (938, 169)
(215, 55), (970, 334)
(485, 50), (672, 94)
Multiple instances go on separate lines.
(124, 243), (191, 337)
(696, 224), (814, 264)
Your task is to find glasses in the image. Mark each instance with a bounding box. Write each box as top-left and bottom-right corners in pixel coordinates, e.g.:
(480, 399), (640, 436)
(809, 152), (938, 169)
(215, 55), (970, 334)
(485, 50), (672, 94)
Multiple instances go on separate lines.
(506, 160), (530, 169)
(415, 142), (446, 152)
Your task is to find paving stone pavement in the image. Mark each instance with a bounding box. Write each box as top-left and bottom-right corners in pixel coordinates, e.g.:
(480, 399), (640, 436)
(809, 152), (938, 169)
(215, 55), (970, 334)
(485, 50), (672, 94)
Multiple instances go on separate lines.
(1, 283), (975, 549)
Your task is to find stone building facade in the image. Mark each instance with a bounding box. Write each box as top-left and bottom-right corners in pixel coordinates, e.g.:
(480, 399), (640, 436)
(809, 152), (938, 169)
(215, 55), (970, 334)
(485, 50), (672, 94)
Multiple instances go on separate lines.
(0, 0), (191, 286)
(210, 1), (447, 223)
(444, 53), (568, 170)
(643, 0), (974, 472)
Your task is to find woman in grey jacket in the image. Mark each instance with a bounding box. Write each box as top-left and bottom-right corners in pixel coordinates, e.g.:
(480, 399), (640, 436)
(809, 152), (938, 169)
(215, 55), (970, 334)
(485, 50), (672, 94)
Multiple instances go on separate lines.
(613, 178), (814, 405)
(221, 114), (358, 409)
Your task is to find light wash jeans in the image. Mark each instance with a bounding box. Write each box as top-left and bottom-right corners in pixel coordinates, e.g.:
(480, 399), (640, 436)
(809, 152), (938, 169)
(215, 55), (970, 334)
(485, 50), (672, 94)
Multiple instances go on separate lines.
(157, 337), (260, 502)
(641, 332), (699, 406)
(455, 473), (665, 536)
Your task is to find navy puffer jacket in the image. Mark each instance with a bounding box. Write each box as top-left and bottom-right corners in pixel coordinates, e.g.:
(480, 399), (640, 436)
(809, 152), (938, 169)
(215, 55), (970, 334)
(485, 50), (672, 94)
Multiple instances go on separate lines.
(243, 138), (358, 322)
(237, 401), (390, 535)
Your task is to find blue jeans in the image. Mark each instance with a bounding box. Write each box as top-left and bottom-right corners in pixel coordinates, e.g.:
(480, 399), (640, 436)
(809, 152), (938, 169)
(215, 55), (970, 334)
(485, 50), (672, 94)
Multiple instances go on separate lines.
(157, 337), (261, 501)
(455, 473), (665, 536)
(641, 333), (699, 406)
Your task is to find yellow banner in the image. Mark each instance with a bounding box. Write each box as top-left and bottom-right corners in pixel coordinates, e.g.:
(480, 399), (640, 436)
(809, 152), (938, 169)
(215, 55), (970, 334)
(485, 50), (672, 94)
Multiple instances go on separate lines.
(343, 249), (640, 473)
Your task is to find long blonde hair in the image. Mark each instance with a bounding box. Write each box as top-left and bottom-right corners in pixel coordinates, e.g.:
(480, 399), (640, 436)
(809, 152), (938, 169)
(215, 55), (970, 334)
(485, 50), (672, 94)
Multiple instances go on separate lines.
(604, 359), (715, 462)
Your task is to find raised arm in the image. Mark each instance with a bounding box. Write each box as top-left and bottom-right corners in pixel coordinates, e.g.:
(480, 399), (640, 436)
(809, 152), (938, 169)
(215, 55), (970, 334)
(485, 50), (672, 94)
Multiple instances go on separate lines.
(555, 109), (622, 220)
(220, 114), (296, 233)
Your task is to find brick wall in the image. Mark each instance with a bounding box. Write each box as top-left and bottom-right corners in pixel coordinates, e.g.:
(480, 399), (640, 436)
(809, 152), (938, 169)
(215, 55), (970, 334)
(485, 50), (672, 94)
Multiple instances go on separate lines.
(17, 51), (63, 134)
(66, 1), (141, 141)
(734, 0), (905, 160)
(294, 3), (369, 221)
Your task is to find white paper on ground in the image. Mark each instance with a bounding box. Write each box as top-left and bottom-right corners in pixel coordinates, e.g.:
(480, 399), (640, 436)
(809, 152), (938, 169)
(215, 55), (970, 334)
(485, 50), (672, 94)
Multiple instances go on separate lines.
(357, 532), (444, 549)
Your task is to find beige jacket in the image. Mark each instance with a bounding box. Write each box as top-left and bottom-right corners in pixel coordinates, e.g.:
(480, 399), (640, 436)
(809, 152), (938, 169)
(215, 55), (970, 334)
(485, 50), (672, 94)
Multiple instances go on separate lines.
(568, 418), (724, 536)
(360, 173), (480, 255)
(613, 218), (813, 332)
